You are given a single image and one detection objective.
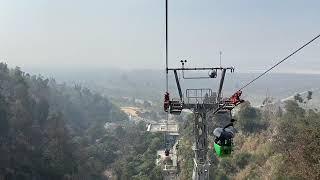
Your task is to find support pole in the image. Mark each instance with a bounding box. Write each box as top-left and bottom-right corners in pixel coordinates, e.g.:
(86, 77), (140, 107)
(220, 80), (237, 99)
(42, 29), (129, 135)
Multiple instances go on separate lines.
(174, 70), (183, 101)
(217, 68), (227, 101)
(165, 0), (169, 150)
(192, 107), (209, 180)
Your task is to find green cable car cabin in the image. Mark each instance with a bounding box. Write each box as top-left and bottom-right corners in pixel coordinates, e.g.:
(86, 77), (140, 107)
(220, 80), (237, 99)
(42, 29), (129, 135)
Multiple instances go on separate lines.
(213, 125), (235, 157)
(214, 142), (233, 157)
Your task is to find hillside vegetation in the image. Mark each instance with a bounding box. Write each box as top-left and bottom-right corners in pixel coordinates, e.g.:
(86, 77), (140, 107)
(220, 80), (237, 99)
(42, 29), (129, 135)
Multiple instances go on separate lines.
(178, 99), (320, 179)
(1, 62), (319, 179)
(0, 63), (163, 180)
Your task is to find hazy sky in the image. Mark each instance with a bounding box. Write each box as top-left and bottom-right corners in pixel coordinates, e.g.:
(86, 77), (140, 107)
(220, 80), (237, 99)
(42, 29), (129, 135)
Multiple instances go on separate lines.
(0, 0), (319, 73)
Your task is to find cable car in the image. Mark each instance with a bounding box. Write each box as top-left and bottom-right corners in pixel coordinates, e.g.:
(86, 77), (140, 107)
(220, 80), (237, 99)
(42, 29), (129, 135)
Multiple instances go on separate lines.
(214, 140), (233, 157)
(213, 119), (236, 157)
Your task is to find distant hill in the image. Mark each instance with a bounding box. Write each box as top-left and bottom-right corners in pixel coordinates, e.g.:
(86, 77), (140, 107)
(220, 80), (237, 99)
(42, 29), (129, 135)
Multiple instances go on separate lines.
(27, 67), (320, 105)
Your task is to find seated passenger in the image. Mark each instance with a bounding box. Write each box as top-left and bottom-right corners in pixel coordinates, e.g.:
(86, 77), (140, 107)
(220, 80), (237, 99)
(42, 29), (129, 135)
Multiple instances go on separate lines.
(213, 119), (236, 146)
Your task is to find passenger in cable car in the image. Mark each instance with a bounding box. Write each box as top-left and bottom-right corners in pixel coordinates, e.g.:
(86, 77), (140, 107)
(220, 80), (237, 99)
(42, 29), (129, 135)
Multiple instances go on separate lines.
(213, 119), (237, 157)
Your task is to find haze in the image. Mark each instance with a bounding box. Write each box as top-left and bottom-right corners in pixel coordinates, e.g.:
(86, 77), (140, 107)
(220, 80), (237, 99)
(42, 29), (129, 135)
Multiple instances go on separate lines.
(0, 0), (319, 73)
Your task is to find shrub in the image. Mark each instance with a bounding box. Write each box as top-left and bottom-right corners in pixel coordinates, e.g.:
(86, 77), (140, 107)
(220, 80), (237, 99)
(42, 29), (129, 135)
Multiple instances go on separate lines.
(237, 102), (266, 134)
(234, 152), (252, 169)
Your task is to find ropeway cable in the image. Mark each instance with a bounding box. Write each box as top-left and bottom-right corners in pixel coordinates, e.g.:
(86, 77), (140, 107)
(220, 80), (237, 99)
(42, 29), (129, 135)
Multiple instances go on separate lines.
(238, 34), (320, 91)
(164, 0), (169, 150)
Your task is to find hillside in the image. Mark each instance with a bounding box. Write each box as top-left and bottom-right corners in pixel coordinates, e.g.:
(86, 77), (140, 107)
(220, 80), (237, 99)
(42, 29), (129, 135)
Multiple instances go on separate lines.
(178, 98), (320, 179)
(0, 63), (163, 180)
(3, 63), (320, 179)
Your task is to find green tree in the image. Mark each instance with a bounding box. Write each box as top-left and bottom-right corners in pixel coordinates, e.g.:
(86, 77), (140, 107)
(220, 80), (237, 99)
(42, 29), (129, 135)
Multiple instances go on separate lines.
(307, 91), (313, 100)
(274, 100), (320, 179)
(237, 102), (266, 134)
(294, 93), (303, 103)
(0, 95), (9, 136)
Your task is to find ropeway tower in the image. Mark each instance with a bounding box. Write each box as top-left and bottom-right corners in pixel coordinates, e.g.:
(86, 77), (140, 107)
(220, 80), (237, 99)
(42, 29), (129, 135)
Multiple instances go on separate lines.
(162, 0), (237, 179)
(164, 60), (236, 180)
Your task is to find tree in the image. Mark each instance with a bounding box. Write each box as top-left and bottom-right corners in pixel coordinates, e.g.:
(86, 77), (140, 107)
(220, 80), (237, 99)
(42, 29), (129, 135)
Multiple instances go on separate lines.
(0, 64), (164, 179)
(42, 113), (76, 178)
(274, 100), (320, 179)
(0, 95), (9, 136)
(284, 100), (305, 118)
(294, 93), (303, 103)
(307, 91), (313, 100)
(237, 102), (265, 134)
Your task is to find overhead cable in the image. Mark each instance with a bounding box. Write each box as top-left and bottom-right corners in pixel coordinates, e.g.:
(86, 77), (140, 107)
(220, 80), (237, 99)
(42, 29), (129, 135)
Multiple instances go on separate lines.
(239, 34), (320, 91)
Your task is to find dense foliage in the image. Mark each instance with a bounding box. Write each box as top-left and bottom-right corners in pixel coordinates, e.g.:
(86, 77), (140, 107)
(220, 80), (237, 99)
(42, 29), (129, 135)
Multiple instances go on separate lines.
(236, 102), (267, 134)
(0, 63), (163, 180)
(112, 123), (163, 180)
(274, 101), (320, 179)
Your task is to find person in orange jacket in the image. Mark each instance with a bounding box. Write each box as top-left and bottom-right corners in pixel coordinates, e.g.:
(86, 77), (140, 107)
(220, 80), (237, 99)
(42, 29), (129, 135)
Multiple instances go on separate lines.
(230, 91), (244, 106)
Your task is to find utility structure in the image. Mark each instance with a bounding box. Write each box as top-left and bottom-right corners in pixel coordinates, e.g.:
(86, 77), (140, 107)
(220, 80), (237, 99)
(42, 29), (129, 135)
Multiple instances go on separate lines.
(162, 0), (319, 179)
(164, 60), (235, 180)
(163, 1), (236, 179)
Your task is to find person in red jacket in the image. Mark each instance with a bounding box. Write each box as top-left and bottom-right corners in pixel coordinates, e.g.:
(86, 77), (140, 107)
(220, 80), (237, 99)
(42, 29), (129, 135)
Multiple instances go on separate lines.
(230, 91), (244, 106)
(164, 92), (170, 112)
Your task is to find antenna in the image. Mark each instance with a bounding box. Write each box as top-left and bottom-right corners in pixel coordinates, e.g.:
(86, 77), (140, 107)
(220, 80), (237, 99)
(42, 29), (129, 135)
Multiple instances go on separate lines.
(219, 51), (222, 67)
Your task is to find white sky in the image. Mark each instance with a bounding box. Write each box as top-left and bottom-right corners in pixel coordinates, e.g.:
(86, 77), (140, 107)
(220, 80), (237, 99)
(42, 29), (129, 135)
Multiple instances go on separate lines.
(0, 0), (319, 73)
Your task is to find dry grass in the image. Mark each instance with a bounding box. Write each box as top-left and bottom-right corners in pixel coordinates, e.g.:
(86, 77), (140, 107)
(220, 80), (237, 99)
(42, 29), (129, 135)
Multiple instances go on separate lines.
(233, 131), (277, 180)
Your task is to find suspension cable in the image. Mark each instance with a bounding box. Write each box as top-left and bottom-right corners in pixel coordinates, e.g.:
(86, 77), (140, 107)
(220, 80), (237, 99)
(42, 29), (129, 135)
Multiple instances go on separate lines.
(165, 0), (168, 149)
(238, 34), (320, 91)
(165, 0), (168, 92)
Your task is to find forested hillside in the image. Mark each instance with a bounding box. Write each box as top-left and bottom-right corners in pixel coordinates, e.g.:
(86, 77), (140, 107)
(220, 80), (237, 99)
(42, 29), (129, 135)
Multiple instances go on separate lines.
(2, 62), (319, 180)
(178, 99), (320, 179)
(0, 63), (163, 180)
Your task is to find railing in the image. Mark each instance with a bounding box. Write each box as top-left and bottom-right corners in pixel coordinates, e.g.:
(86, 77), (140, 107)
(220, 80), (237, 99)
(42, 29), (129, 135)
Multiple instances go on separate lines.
(186, 88), (215, 104)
